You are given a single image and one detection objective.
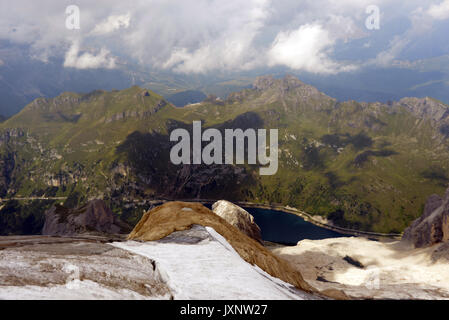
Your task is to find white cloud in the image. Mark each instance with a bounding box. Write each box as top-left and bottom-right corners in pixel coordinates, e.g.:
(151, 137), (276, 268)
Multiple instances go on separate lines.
(91, 13), (131, 35)
(370, 0), (446, 67)
(63, 41), (116, 69)
(427, 0), (449, 20)
(0, 0), (446, 74)
(161, 0), (270, 73)
(324, 14), (366, 41)
(267, 24), (356, 74)
(374, 36), (410, 66)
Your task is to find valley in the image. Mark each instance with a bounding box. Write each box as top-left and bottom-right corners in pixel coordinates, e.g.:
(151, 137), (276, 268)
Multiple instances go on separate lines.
(1, 75), (449, 235)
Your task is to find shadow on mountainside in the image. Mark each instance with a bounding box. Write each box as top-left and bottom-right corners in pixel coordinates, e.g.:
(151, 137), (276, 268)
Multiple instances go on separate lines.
(115, 113), (265, 201)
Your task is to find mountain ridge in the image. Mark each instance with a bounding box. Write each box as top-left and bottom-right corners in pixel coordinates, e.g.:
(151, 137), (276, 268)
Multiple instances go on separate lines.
(6, 75), (449, 129)
(1, 75), (449, 234)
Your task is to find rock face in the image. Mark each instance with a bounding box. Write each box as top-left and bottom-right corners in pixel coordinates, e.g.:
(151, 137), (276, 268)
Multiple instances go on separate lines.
(253, 75), (275, 91)
(42, 200), (131, 236)
(127, 201), (312, 293)
(399, 97), (449, 123)
(0, 237), (171, 299)
(212, 200), (262, 243)
(402, 188), (449, 248)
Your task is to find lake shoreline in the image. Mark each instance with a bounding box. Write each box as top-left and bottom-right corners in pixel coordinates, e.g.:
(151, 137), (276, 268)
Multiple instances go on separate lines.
(149, 198), (402, 241)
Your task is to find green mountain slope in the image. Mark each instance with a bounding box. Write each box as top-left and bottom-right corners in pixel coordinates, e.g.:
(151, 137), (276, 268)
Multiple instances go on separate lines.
(1, 75), (449, 234)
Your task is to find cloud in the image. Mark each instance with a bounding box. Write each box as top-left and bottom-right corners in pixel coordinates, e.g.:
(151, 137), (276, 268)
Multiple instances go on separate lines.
(91, 13), (131, 35)
(160, 0), (270, 73)
(63, 41), (116, 69)
(267, 24), (356, 74)
(0, 0), (447, 75)
(427, 0), (449, 20)
(371, 1), (445, 67)
(374, 36), (410, 66)
(160, 1), (361, 74)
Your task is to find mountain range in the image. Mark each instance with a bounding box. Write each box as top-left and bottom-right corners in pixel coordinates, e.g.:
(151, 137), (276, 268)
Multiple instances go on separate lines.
(1, 74), (449, 234)
(3, 43), (449, 118)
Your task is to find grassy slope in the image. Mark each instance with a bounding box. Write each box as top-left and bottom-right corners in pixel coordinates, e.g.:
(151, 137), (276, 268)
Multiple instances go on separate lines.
(1, 77), (449, 233)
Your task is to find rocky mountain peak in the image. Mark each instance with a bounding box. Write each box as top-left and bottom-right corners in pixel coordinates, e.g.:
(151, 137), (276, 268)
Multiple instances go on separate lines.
(27, 92), (83, 111)
(281, 74), (305, 88)
(253, 75), (275, 91)
(253, 74), (306, 92)
(398, 96), (449, 122)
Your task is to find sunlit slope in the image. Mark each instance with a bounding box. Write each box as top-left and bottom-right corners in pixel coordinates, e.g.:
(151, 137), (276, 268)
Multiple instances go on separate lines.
(1, 75), (449, 233)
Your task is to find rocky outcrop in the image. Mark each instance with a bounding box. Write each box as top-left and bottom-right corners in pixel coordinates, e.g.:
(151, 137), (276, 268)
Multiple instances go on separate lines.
(253, 75), (305, 92)
(42, 200), (131, 236)
(399, 97), (449, 123)
(272, 237), (449, 299)
(0, 237), (171, 299)
(127, 201), (313, 293)
(402, 188), (449, 248)
(212, 200), (262, 243)
(253, 75), (275, 91)
(104, 99), (166, 123)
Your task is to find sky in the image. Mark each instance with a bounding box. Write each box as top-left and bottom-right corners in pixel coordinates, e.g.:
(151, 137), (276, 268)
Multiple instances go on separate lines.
(1, 0), (449, 76)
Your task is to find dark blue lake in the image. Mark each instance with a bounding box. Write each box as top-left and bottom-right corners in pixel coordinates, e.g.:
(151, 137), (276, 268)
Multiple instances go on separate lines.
(243, 207), (345, 245)
(204, 203), (345, 245)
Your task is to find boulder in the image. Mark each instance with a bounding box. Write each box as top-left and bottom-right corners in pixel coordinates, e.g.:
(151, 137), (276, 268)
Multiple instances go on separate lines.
(42, 199), (131, 236)
(211, 200), (262, 243)
(402, 188), (449, 248)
